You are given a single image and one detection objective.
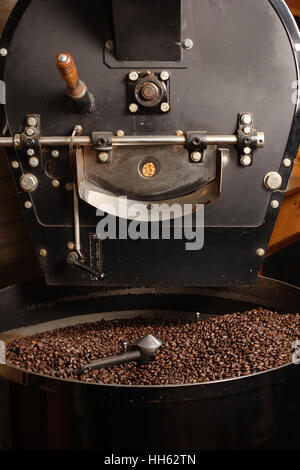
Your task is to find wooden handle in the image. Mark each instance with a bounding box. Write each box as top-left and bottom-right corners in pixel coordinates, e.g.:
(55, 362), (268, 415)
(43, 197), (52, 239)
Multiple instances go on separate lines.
(56, 52), (83, 96)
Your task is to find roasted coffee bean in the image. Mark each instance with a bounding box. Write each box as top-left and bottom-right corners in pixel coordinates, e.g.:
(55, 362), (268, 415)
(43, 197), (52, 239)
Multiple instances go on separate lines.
(5, 308), (300, 385)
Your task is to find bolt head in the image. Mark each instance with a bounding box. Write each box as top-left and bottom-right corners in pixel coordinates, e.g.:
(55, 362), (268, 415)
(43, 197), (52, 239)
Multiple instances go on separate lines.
(191, 151), (202, 163)
(160, 102), (170, 113)
(264, 172), (282, 191)
(24, 201), (32, 209)
(129, 103), (139, 113)
(241, 114), (252, 125)
(240, 155), (252, 167)
(20, 173), (38, 192)
(11, 161), (19, 169)
(176, 130), (184, 136)
(39, 249), (47, 258)
(29, 157), (39, 168)
(160, 71), (170, 81)
(27, 148), (35, 157)
(27, 116), (37, 127)
(105, 40), (114, 51)
(243, 147), (251, 155)
(243, 126), (251, 135)
(116, 130), (125, 137)
(283, 158), (292, 168)
(256, 248), (265, 257)
(129, 71), (139, 82)
(51, 150), (59, 158)
(98, 152), (109, 163)
(271, 200), (279, 209)
(52, 179), (60, 188)
(0, 48), (7, 57)
(26, 128), (34, 137)
(183, 38), (193, 50)
(294, 43), (300, 52)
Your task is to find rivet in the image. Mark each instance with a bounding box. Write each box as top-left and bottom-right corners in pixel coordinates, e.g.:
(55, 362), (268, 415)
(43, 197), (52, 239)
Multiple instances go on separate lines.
(105, 40), (114, 51)
(271, 200), (279, 209)
(191, 151), (202, 163)
(129, 71), (139, 82)
(29, 157), (39, 168)
(116, 130), (125, 137)
(98, 152), (110, 163)
(161, 102), (170, 113)
(11, 161), (19, 169)
(256, 248), (265, 257)
(52, 179), (60, 188)
(24, 201), (32, 209)
(160, 71), (170, 81)
(51, 150), (59, 158)
(0, 48), (7, 57)
(294, 43), (300, 52)
(40, 249), (47, 258)
(283, 158), (292, 168)
(65, 182), (73, 191)
(183, 39), (193, 50)
(176, 130), (184, 136)
(129, 103), (139, 113)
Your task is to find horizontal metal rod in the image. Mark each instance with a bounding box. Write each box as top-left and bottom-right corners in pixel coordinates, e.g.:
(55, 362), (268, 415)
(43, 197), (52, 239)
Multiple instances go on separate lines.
(0, 134), (239, 148)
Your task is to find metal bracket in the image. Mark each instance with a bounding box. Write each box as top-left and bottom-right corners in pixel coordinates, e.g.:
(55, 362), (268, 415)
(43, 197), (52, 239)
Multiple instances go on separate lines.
(186, 131), (207, 161)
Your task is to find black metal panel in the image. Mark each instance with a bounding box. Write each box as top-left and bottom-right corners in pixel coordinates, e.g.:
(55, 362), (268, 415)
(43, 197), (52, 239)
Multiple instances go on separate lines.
(112, 0), (182, 62)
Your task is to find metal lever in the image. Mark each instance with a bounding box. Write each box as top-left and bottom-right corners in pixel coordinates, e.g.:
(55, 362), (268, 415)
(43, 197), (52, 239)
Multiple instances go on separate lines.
(54, 334), (163, 376)
(67, 251), (100, 278)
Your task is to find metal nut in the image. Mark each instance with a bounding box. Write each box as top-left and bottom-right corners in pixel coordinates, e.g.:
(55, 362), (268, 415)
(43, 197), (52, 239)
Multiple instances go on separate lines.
(243, 147), (251, 155)
(241, 114), (252, 125)
(161, 102), (170, 113)
(283, 158), (292, 168)
(256, 248), (265, 257)
(129, 71), (139, 82)
(191, 152), (202, 163)
(26, 128), (34, 136)
(240, 155), (252, 167)
(160, 71), (170, 81)
(20, 174), (38, 192)
(29, 157), (39, 168)
(27, 116), (37, 127)
(27, 148), (35, 157)
(264, 172), (282, 191)
(183, 39), (193, 50)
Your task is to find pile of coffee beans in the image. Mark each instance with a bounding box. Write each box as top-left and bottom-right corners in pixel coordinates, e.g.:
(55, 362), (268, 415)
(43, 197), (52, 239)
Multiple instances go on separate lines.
(6, 308), (300, 385)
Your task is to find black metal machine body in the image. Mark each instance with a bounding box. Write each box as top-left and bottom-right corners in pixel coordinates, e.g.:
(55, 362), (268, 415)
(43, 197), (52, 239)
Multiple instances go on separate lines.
(0, 0), (299, 287)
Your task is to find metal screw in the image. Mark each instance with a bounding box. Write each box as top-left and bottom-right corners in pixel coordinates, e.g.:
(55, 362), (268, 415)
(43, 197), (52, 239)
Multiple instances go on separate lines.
(241, 114), (252, 125)
(52, 179), (60, 188)
(39, 249), (47, 258)
(29, 157), (39, 168)
(243, 147), (251, 155)
(191, 151), (202, 163)
(244, 127), (251, 135)
(256, 248), (265, 257)
(129, 103), (139, 113)
(283, 158), (292, 168)
(11, 161), (19, 169)
(27, 148), (35, 157)
(20, 174), (38, 192)
(161, 102), (170, 113)
(26, 128), (34, 137)
(160, 71), (170, 81)
(57, 53), (69, 63)
(116, 130), (125, 137)
(98, 152), (110, 163)
(105, 40), (114, 51)
(294, 43), (300, 52)
(271, 200), (279, 209)
(0, 48), (7, 57)
(51, 150), (59, 158)
(24, 201), (32, 209)
(183, 39), (193, 50)
(240, 155), (252, 167)
(129, 71), (139, 82)
(264, 172), (282, 191)
(27, 116), (37, 127)
(67, 241), (75, 251)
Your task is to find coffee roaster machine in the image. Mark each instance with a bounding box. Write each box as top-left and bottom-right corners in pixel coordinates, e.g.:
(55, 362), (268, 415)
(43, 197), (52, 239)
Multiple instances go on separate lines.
(0, 0), (299, 450)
